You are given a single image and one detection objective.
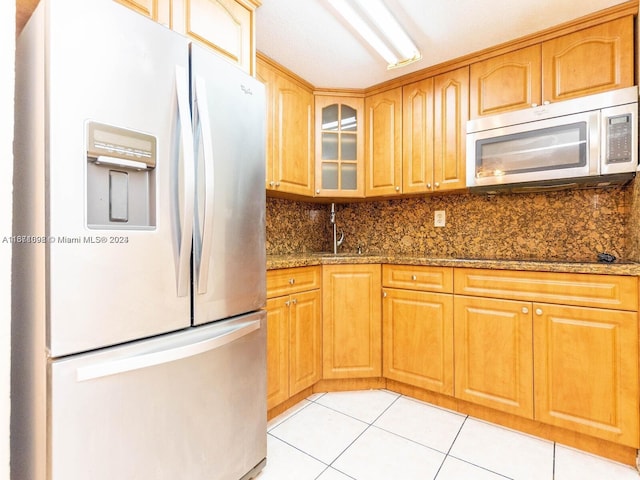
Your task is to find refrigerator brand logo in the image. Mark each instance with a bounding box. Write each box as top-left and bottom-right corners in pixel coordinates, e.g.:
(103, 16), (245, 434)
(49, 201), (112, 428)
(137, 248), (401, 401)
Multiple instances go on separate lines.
(241, 85), (253, 95)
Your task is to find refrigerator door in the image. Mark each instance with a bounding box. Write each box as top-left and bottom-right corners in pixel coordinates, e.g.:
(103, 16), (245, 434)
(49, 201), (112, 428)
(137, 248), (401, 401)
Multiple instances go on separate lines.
(49, 312), (267, 480)
(42, 0), (193, 356)
(191, 44), (266, 325)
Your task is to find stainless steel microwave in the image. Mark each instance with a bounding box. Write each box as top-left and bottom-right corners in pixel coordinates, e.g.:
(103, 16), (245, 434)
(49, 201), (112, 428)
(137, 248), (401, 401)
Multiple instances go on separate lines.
(466, 86), (638, 193)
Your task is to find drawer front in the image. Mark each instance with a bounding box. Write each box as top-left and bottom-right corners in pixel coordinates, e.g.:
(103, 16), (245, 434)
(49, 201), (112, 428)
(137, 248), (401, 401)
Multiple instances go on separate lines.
(454, 268), (638, 311)
(382, 265), (454, 293)
(267, 266), (321, 298)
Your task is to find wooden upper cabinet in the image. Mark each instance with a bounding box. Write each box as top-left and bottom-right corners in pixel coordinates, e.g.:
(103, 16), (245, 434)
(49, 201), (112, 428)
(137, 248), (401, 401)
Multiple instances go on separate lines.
(365, 88), (403, 197)
(315, 95), (365, 198)
(470, 17), (634, 118)
(115, 0), (170, 23)
(258, 58), (315, 197)
(433, 66), (468, 191)
(402, 78), (434, 194)
(469, 45), (542, 119)
(172, 0), (259, 74)
(542, 16), (634, 103)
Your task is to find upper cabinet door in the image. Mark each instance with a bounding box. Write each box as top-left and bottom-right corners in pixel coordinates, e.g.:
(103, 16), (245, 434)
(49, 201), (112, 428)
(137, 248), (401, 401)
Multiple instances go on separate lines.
(433, 66), (468, 192)
(315, 95), (365, 198)
(469, 45), (542, 119)
(542, 16), (634, 103)
(173, 0), (258, 74)
(258, 58), (315, 197)
(402, 78), (435, 194)
(365, 87), (403, 197)
(115, 0), (170, 23)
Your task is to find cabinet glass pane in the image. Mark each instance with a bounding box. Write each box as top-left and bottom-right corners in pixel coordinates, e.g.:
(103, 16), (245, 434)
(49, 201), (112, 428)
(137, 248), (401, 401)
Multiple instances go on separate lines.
(322, 163), (339, 189)
(341, 105), (357, 131)
(322, 104), (340, 131)
(341, 164), (357, 190)
(322, 133), (338, 160)
(341, 133), (356, 160)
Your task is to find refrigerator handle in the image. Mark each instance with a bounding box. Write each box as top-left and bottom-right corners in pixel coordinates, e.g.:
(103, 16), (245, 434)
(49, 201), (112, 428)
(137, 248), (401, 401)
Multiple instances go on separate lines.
(175, 65), (195, 297)
(194, 76), (215, 295)
(76, 319), (261, 381)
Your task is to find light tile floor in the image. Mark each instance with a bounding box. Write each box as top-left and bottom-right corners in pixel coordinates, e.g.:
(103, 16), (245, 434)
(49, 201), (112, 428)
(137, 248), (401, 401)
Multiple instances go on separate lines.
(255, 389), (639, 480)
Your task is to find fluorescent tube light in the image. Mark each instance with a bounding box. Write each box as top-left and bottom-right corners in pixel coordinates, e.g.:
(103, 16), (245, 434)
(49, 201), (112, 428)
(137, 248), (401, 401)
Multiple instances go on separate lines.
(328, 0), (398, 65)
(328, 0), (421, 69)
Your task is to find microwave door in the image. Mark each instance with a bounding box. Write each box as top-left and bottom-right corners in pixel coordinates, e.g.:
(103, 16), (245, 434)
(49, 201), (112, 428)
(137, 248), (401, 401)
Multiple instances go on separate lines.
(467, 111), (600, 187)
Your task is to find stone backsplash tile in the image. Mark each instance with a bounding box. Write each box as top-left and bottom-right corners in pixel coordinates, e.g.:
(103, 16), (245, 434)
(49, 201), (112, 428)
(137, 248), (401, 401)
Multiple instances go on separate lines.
(267, 184), (634, 262)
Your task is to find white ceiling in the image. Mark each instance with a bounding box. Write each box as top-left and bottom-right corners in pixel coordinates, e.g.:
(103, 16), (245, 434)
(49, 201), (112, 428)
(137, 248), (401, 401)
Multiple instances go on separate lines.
(256, 0), (629, 89)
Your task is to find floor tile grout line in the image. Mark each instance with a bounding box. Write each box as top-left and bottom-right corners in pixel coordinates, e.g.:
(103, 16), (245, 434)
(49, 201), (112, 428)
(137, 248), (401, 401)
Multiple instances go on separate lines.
(266, 399), (315, 432)
(321, 392), (405, 476)
(266, 431), (333, 470)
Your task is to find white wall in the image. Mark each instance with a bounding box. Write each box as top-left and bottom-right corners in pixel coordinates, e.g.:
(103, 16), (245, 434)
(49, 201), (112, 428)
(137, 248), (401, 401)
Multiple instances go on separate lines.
(1, 1), (15, 478)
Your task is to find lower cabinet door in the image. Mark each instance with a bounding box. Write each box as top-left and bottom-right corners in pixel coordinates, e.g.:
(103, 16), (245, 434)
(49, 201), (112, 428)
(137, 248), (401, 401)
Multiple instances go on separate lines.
(454, 296), (534, 418)
(266, 296), (290, 409)
(289, 289), (322, 395)
(323, 265), (382, 378)
(533, 303), (639, 447)
(383, 288), (453, 394)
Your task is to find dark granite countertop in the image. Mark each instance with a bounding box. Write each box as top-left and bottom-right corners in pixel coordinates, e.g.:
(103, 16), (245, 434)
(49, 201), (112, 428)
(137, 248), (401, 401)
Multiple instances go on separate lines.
(266, 253), (640, 276)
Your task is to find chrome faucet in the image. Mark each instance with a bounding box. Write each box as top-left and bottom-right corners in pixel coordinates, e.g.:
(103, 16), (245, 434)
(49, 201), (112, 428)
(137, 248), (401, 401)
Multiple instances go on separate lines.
(330, 203), (344, 254)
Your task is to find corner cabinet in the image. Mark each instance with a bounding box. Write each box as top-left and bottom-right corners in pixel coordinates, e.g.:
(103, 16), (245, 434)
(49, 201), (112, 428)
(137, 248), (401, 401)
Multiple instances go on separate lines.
(470, 16), (634, 118)
(266, 267), (322, 410)
(258, 57), (315, 197)
(314, 95), (365, 198)
(322, 264), (381, 378)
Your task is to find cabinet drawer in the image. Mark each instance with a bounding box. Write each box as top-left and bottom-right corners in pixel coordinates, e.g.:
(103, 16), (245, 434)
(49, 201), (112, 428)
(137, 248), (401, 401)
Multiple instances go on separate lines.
(454, 268), (637, 311)
(383, 265), (453, 293)
(267, 266), (321, 298)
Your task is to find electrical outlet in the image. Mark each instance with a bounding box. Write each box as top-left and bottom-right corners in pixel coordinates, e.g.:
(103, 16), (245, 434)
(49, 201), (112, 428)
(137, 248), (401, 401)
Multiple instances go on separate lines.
(434, 210), (446, 227)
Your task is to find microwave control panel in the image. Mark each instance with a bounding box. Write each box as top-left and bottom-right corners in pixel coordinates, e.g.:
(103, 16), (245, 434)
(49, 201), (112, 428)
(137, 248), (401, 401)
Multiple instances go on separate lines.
(606, 113), (632, 164)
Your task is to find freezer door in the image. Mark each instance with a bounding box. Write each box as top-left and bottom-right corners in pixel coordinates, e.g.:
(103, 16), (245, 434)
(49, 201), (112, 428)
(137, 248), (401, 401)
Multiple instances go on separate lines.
(49, 312), (267, 480)
(40, 0), (193, 355)
(191, 44), (266, 326)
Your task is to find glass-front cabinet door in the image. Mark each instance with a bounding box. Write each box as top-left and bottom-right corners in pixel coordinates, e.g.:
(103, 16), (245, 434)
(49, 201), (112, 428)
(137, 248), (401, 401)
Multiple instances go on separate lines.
(314, 95), (364, 197)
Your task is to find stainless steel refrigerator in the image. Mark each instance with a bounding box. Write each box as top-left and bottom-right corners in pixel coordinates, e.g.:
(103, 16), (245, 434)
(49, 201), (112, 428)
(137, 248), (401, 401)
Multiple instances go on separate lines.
(11, 1), (266, 479)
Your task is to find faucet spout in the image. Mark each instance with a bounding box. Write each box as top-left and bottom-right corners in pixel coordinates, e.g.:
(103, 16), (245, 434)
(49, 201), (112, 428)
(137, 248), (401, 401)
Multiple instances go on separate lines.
(330, 203), (344, 254)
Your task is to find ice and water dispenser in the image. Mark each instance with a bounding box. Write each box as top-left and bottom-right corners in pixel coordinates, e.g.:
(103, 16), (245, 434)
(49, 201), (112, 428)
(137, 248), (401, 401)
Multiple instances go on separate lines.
(86, 121), (156, 228)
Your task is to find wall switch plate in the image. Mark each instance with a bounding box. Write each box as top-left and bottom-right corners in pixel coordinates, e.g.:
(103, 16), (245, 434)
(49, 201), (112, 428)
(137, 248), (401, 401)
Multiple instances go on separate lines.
(434, 210), (446, 227)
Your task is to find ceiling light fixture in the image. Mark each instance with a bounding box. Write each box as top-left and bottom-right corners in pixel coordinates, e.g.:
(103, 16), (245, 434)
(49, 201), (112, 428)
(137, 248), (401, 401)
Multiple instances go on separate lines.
(327, 0), (422, 70)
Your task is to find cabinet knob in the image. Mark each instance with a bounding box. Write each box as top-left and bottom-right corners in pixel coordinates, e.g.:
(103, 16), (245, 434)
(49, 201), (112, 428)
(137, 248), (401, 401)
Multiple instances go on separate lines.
(531, 103), (538, 108)
(291, 298), (297, 305)
(535, 308), (543, 316)
(543, 100), (550, 105)
(275, 182), (281, 187)
(383, 291), (387, 298)
(269, 181), (275, 187)
(521, 307), (529, 314)
(395, 186), (400, 192)
(289, 278), (295, 285)
(285, 300), (290, 307)
(411, 275), (417, 281)
(434, 182), (440, 188)
(316, 189), (320, 194)
(426, 183), (432, 189)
